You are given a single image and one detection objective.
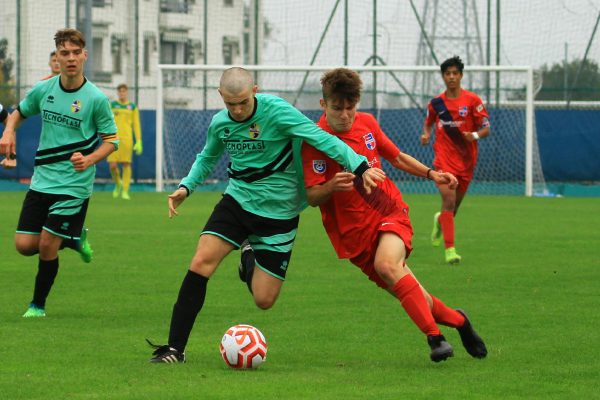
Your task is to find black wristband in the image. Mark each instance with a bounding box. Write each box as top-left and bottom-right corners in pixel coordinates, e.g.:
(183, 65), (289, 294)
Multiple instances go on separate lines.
(353, 161), (370, 177)
(0, 107), (7, 123)
(178, 184), (190, 197)
(426, 168), (433, 180)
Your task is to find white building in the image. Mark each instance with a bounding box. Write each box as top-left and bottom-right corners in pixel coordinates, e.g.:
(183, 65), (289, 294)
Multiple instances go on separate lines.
(0, 0), (262, 109)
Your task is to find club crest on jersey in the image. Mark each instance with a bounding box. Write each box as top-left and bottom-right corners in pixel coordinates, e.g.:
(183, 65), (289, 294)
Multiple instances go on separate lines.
(223, 128), (231, 138)
(459, 106), (468, 117)
(363, 132), (376, 150)
(312, 160), (326, 174)
(71, 100), (82, 113)
(249, 122), (260, 139)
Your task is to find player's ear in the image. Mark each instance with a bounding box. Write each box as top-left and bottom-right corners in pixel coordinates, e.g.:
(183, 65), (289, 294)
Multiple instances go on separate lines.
(319, 98), (326, 110)
(251, 85), (258, 95)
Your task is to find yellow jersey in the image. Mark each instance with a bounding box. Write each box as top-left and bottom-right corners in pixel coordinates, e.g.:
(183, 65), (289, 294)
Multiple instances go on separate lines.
(108, 100), (141, 162)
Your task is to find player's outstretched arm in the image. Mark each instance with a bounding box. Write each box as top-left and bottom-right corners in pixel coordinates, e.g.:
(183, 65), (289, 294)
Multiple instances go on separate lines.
(430, 170), (458, 190)
(389, 152), (457, 189)
(168, 187), (188, 218)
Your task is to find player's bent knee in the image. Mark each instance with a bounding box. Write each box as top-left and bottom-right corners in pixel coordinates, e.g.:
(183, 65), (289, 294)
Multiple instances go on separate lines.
(188, 258), (219, 278)
(374, 260), (396, 279)
(15, 236), (39, 256)
(15, 245), (38, 256)
(253, 296), (276, 310)
(252, 288), (279, 310)
(374, 261), (406, 285)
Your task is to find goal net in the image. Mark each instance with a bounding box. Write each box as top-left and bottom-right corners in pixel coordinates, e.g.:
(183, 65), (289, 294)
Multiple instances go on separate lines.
(157, 65), (546, 196)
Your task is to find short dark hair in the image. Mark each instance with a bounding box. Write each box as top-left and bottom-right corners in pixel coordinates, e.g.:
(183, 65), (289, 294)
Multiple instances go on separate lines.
(440, 56), (464, 74)
(117, 83), (128, 91)
(54, 28), (86, 49)
(49, 51), (56, 58)
(321, 68), (362, 104)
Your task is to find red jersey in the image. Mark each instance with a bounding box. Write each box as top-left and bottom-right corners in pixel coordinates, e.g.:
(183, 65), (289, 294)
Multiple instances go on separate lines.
(425, 89), (489, 174)
(302, 112), (410, 259)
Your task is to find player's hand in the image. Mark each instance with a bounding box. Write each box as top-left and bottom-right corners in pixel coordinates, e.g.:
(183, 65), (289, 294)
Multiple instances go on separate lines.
(462, 132), (479, 142)
(432, 170), (459, 190)
(133, 141), (143, 156)
(420, 133), (431, 145)
(1, 157), (17, 169)
(70, 152), (92, 171)
(361, 167), (386, 195)
(327, 172), (355, 193)
(0, 129), (17, 160)
(168, 187), (188, 218)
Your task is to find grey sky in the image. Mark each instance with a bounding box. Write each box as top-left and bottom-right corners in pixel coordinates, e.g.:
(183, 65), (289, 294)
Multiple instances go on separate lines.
(261, 0), (600, 69)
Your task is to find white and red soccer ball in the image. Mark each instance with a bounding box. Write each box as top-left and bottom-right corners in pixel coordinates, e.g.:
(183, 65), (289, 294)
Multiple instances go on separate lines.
(220, 324), (267, 369)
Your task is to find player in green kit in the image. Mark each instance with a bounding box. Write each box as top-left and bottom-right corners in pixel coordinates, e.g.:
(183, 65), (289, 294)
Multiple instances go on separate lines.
(0, 29), (118, 318)
(148, 67), (385, 363)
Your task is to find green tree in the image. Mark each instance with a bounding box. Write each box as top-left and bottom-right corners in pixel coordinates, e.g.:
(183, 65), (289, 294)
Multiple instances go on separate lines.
(0, 37), (17, 107)
(538, 58), (600, 101)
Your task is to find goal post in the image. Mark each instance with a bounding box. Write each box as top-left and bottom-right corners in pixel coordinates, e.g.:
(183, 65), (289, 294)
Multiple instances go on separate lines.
(156, 64), (544, 196)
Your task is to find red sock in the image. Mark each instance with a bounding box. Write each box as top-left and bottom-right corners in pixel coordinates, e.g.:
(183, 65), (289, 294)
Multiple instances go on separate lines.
(392, 275), (441, 336)
(438, 210), (455, 249)
(430, 295), (465, 328)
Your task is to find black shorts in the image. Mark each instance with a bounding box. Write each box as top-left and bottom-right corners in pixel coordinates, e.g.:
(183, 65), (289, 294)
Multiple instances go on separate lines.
(203, 194), (299, 280)
(16, 189), (89, 241)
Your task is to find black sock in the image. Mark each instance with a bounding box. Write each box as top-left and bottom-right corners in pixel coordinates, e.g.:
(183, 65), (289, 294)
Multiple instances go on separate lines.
(31, 257), (59, 308)
(168, 270), (209, 353)
(242, 250), (255, 294)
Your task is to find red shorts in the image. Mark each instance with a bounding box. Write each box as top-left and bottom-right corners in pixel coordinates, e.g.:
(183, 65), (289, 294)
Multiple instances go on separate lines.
(349, 213), (413, 289)
(434, 165), (473, 193)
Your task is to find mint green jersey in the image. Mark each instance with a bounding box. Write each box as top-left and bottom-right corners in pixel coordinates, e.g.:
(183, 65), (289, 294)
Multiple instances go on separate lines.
(180, 93), (367, 219)
(18, 76), (118, 198)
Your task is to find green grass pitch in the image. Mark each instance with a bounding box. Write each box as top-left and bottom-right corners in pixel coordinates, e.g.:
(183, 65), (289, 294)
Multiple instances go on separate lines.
(0, 191), (598, 399)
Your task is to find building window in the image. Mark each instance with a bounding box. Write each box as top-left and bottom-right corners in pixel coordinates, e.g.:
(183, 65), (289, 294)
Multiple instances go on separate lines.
(222, 36), (239, 65)
(93, 0), (113, 7)
(160, 0), (189, 13)
(143, 38), (151, 75)
(160, 32), (191, 63)
(224, 0), (234, 7)
(161, 33), (193, 85)
(111, 35), (126, 74)
(92, 37), (104, 73)
(143, 33), (156, 76)
(91, 37), (111, 82)
(161, 41), (186, 64)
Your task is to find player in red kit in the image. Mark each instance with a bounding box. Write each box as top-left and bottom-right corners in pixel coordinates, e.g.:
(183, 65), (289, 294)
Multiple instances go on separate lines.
(302, 68), (487, 362)
(421, 56), (490, 264)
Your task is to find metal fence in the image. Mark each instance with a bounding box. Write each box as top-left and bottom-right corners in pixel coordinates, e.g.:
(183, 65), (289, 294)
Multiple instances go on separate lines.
(0, 0), (599, 110)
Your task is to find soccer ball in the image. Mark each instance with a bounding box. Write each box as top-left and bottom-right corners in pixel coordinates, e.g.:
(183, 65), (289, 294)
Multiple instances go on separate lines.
(220, 324), (267, 369)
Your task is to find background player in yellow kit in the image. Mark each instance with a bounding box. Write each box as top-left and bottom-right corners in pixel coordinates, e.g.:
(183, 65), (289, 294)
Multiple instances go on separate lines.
(107, 83), (142, 200)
